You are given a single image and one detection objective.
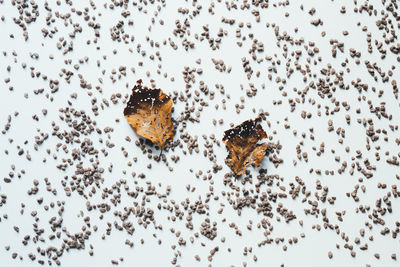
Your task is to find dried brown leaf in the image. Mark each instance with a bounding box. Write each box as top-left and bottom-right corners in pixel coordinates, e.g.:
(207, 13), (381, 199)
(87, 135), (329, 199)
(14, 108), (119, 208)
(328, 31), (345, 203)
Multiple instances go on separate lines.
(124, 80), (175, 148)
(222, 117), (268, 175)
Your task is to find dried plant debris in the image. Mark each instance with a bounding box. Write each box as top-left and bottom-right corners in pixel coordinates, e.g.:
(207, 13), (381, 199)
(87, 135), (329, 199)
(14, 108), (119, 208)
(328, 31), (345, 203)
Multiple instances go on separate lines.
(223, 117), (268, 175)
(124, 80), (175, 148)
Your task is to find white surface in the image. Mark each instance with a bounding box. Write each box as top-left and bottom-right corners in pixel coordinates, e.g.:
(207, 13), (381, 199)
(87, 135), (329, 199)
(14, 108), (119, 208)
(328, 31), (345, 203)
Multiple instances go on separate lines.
(0, 0), (399, 266)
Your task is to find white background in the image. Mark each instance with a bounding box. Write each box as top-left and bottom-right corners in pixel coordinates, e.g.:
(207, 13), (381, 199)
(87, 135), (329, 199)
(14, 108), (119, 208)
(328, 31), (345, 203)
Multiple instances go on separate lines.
(0, 0), (399, 266)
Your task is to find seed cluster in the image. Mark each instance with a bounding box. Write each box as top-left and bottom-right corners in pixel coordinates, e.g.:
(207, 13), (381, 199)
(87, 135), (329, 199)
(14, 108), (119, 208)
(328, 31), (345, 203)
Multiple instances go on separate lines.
(1, 0), (400, 266)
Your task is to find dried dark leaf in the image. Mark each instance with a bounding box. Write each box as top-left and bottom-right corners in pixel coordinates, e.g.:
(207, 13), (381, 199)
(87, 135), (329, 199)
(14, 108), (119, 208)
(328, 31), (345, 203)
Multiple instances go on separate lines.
(124, 80), (175, 148)
(222, 117), (268, 175)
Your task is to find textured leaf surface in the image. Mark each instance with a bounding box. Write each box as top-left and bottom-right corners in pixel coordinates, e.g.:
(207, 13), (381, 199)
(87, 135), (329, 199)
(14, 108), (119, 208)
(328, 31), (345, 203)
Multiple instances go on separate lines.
(124, 80), (175, 148)
(223, 117), (268, 175)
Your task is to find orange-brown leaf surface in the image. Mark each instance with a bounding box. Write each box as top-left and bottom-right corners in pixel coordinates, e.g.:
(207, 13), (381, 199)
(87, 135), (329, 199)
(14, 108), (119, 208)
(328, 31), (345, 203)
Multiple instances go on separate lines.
(124, 80), (175, 148)
(222, 117), (268, 175)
